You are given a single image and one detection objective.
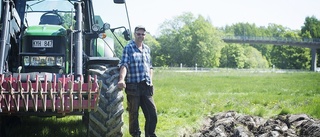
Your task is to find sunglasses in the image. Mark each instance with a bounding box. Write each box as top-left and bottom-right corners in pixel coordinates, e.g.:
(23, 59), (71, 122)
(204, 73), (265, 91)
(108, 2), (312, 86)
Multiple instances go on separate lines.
(136, 33), (145, 36)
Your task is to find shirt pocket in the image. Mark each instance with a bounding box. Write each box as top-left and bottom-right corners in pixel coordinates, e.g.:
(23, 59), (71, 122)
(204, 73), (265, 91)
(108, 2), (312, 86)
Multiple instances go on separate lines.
(132, 52), (142, 63)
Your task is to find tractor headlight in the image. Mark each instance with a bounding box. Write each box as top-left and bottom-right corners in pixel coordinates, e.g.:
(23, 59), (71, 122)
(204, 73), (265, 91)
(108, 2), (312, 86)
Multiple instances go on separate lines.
(46, 57), (55, 66)
(56, 57), (63, 66)
(31, 56), (40, 66)
(23, 56), (64, 66)
(92, 24), (100, 32)
(24, 56), (30, 66)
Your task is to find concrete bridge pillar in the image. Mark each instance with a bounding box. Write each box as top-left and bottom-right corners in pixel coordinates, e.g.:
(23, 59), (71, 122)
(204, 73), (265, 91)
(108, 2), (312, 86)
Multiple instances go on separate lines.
(311, 48), (317, 71)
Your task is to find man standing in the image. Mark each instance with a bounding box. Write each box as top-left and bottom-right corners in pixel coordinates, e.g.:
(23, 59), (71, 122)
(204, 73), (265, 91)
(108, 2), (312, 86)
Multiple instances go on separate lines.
(118, 26), (157, 137)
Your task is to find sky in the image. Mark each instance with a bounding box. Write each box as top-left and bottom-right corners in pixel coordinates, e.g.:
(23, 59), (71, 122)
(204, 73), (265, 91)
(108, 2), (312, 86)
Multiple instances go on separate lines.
(93, 0), (320, 36)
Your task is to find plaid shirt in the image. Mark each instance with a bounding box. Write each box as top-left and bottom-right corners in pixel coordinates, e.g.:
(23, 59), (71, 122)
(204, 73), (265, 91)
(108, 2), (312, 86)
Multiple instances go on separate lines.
(120, 40), (153, 85)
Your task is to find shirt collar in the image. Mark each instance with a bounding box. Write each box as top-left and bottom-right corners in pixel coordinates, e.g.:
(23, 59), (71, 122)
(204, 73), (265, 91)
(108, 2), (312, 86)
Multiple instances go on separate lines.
(131, 40), (144, 50)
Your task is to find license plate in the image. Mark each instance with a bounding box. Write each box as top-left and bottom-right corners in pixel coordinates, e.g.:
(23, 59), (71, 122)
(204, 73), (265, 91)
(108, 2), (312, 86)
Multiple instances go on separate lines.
(32, 40), (53, 48)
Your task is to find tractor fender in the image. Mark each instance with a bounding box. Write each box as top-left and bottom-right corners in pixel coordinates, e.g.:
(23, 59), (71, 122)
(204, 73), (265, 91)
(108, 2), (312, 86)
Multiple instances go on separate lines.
(86, 57), (120, 67)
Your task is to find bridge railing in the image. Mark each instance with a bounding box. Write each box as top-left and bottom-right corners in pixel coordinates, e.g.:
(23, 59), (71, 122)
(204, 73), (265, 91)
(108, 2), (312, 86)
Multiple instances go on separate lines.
(223, 36), (320, 43)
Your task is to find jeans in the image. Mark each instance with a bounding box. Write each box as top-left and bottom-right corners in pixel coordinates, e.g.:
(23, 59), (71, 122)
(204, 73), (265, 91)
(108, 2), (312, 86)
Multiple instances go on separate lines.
(125, 81), (157, 137)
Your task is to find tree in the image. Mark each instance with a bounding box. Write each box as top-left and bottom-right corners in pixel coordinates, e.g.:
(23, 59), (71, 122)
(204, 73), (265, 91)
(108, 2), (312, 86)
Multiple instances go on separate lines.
(254, 24), (288, 64)
(143, 34), (162, 67)
(220, 43), (245, 68)
(270, 31), (311, 69)
(301, 16), (320, 38)
(61, 13), (75, 29)
(271, 46), (311, 69)
(223, 23), (275, 65)
(301, 16), (320, 67)
(243, 46), (269, 68)
(157, 12), (196, 67)
(157, 12), (225, 67)
(223, 22), (311, 69)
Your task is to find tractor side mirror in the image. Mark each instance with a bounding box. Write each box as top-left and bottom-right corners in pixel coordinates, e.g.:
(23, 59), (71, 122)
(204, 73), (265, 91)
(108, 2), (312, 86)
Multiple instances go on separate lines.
(122, 29), (131, 41)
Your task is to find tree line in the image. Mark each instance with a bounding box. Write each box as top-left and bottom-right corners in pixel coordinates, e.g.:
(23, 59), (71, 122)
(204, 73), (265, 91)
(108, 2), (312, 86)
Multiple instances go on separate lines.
(113, 12), (320, 70)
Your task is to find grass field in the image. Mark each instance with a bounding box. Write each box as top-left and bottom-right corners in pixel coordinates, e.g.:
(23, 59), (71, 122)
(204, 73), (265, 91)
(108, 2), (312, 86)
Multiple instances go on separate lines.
(5, 69), (320, 137)
(134, 69), (320, 136)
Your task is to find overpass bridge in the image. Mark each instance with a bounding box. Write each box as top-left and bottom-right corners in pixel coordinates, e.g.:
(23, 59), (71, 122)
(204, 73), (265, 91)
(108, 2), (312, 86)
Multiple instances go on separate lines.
(222, 36), (320, 71)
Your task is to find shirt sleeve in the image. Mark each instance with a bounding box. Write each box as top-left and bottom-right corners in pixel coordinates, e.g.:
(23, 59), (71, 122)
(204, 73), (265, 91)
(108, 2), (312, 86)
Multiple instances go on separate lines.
(120, 45), (130, 70)
(150, 49), (153, 69)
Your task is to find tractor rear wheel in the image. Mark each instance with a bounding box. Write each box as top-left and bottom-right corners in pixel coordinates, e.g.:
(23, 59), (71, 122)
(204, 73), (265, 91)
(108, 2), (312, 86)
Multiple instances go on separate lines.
(86, 64), (124, 137)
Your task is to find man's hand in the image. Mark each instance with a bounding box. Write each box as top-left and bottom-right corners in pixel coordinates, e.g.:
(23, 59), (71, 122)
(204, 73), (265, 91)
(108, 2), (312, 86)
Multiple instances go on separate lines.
(117, 80), (126, 89)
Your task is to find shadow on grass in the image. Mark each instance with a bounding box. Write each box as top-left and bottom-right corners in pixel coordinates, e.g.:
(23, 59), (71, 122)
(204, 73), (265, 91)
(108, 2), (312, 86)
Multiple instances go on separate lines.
(1, 116), (87, 137)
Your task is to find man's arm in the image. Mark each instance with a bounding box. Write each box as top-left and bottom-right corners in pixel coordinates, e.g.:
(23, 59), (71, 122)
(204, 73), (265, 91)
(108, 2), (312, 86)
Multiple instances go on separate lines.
(118, 65), (127, 89)
(150, 68), (153, 86)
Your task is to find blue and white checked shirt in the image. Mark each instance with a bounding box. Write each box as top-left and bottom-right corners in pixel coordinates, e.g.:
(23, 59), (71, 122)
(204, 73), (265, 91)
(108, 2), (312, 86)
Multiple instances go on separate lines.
(120, 40), (153, 85)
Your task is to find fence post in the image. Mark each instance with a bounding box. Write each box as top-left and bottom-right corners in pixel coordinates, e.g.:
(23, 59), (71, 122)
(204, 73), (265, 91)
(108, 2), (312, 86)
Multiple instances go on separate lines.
(195, 63), (197, 72)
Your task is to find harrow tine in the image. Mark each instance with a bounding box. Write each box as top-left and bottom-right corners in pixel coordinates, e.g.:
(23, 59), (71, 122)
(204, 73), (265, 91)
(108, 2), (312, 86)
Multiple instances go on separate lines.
(3, 76), (11, 111)
(28, 75), (37, 112)
(58, 80), (64, 113)
(88, 75), (92, 112)
(52, 74), (56, 112)
(18, 79), (28, 111)
(94, 75), (102, 112)
(8, 78), (19, 111)
(42, 75), (47, 112)
(48, 82), (55, 112)
(69, 80), (74, 112)
(78, 78), (83, 111)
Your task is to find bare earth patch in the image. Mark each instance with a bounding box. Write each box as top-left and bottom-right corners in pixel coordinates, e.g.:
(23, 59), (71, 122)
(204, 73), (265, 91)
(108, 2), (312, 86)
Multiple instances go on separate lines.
(191, 111), (320, 137)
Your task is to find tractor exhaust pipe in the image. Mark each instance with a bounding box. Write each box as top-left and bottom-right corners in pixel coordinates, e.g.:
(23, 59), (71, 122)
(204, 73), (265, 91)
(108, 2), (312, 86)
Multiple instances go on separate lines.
(74, 2), (83, 80)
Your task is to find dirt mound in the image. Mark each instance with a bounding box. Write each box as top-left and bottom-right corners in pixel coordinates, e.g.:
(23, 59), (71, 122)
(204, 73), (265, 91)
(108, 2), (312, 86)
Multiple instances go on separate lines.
(192, 111), (320, 137)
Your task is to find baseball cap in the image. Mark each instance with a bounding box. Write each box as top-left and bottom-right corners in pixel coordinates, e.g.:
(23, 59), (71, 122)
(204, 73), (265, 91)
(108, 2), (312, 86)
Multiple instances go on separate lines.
(135, 25), (146, 32)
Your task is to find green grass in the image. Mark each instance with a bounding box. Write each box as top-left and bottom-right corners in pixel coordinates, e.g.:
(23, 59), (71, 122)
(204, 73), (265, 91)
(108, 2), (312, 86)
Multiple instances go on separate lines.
(144, 70), (320, 136)
(5, 70), (320, 137)
(3, 116), (86, 137)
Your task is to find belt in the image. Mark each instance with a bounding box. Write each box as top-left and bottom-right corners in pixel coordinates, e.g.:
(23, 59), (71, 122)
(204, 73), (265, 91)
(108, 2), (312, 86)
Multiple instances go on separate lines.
(139, 80), (147, 84)
(127, 80), (146, 84)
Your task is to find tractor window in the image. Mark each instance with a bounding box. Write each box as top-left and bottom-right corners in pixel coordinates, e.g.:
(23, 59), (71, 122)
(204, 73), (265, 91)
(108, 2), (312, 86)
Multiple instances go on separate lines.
(25, 0), (75, 27)
(39, 13), (63, 25)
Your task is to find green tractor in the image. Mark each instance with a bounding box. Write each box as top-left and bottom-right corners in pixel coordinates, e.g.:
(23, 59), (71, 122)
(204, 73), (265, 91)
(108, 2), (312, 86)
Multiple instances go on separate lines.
(0, 0), (130, 136)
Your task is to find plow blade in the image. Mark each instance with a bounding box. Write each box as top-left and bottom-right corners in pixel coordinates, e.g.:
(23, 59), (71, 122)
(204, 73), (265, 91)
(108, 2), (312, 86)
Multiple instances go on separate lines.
(0, 74), (101, 114)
